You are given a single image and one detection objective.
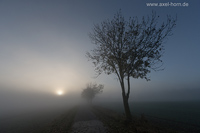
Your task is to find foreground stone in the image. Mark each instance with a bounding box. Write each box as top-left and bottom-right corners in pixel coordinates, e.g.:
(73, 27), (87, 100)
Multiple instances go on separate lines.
(70, 105), (106, 133)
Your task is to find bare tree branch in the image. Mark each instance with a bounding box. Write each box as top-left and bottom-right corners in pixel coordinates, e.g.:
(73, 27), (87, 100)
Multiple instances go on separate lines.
(86, 10), (176, 121)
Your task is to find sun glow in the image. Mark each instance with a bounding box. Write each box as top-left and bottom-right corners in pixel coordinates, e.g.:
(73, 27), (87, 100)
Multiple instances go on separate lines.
(56, 89), (64, 96)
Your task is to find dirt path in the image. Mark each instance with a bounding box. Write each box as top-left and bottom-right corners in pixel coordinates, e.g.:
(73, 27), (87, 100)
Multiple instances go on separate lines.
(70, 105), (106, 133)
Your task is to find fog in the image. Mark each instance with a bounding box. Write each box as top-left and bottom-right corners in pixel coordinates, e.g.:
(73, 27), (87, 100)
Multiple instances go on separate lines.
(1, 85), (200, 118)
(0, 0), (199, 108)
(0, 87), (82, 132)
(0, 88), (77, 117)
(0, 79), (200, 132)
(0, 1), (200, 132)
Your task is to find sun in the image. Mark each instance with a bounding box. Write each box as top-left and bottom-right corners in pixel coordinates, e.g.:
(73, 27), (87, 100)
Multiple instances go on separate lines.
(56, 90), (64, 95)
(57, 90), (63, 95)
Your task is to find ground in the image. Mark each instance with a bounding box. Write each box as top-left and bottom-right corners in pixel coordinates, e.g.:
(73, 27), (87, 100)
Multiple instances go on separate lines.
(36, 104), (199, 133)
(70, 105), (106, 133)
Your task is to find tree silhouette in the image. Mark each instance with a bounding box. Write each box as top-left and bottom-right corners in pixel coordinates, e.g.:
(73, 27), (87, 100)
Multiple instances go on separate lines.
(86, 11), (176, 121)
(81, 83), (104, 104)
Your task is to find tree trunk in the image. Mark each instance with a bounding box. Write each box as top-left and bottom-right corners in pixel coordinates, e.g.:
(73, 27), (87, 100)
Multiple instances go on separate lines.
(120, 79), (132, 122)
(88, 99), (92, 105)
(122, 92), (132, 122)
(90, 99), (92, 105)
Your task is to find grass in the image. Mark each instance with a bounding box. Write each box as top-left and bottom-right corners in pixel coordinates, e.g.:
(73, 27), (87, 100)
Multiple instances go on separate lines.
(92, 105), (182, 133)
(31, 106), (78, 133)
(3, 105), (189, 133)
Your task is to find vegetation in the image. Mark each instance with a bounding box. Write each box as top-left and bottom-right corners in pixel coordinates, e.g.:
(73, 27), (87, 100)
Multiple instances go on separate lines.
(81, 82), (104, 104)
(34, 106), (78, 133)
(87, 10), (176, 121)
(92, 106), (181, 133)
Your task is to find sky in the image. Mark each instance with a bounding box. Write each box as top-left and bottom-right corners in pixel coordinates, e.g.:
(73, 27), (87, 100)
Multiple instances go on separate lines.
(0, 0), (200, 111)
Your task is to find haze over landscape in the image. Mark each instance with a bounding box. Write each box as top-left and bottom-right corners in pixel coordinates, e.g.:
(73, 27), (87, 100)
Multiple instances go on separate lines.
(0, 0), (200, 132)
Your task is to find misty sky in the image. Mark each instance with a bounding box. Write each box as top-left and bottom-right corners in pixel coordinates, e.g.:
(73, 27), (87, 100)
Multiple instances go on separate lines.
(0, 0), (200, 104)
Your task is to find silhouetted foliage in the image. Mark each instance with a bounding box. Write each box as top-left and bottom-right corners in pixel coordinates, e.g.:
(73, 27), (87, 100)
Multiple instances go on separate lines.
(81, 83), (104, 104)
(87, 10), (176, 121)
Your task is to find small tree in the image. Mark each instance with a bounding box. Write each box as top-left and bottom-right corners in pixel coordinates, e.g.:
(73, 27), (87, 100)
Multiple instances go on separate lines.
(86, 11), (176, 121)
(81, 83), (104, 104)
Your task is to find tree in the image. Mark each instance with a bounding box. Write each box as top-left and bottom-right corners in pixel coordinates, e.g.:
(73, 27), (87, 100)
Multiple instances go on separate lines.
(86, 11), (176, 121)
(81, 83), (104, 104)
